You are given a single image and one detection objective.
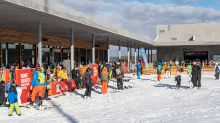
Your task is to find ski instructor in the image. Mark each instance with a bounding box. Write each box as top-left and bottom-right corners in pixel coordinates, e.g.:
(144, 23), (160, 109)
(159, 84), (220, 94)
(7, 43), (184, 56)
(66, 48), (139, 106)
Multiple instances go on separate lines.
(30, 67), (46, 107)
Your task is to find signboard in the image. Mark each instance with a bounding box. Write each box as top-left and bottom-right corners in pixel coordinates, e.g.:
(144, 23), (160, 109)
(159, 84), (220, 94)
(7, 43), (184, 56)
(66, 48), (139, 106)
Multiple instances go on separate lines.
(15, 69), (35, 104)
(89, 64), (98, 85)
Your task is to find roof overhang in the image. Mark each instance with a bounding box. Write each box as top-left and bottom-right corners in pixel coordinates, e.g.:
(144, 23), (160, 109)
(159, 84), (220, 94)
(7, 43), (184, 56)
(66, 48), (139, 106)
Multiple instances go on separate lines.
(0, 0), (155, 48)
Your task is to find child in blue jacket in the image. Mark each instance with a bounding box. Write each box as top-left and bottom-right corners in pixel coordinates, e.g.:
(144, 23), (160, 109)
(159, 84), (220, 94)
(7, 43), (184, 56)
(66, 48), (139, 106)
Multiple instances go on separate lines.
(8, 82), (21, 116)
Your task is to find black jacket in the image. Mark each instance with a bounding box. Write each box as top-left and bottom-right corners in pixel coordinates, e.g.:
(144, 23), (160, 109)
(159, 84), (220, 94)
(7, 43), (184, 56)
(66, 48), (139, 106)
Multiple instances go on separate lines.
(71, 69), (81, 79)
(191, 64), (201, 81)
(0, 83), (5, 101)
(84, 68), (93, 84)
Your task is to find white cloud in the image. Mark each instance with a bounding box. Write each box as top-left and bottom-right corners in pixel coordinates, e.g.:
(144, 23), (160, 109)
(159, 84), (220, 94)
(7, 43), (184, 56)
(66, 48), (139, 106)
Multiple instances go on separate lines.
(52, 0), (220, 57)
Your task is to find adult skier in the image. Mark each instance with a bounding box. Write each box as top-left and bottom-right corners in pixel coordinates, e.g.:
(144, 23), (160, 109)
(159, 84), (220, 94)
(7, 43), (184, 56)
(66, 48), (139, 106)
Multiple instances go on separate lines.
(101, 67), (109, 94)
(30, 67), (46, 107)
(191, 61), (202, 89)
(175, 59), (179, 69)
(84, 67), (93, 99)
(175, 69), (182, 89)
(0, 81), (6, 107)
(214, 62), (220, 80)
(72, 65), (82, 89)
(136, 61), (142, 79)
(187, 64), (193, 88)
(197, 61), (202, 88)
(8, 82), (21, 116)
(115, 62), (124, 90)
(157, 63), (163, 82)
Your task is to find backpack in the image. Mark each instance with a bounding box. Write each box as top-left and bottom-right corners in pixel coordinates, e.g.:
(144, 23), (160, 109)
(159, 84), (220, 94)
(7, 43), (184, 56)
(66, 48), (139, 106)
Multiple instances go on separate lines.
(101, 74), (108, 82)
(37, 71), (45, 84)
(115, 67), (122, 76)
(157, 65), (162, 74)
(216, 65), (219, 72)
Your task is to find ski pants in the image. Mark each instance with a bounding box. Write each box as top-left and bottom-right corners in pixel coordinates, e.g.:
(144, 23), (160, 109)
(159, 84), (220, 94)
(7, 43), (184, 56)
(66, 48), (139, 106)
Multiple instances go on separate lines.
(81, 79), (85, 88)
(101, 81), (108, 94)
(85, 83), (92, 97)
(157, 74), (162, 81)
(31, 86), (44, 102)
(109, 71), (112, 79)
(197, 74), (201, 87)
(8, 102), (21, 115)
(74, 78), (81, 89)
(216, 72), (219, 79)
(17, 87), (22, 105)
(137, 71), (140, 79)
(64, 79), (74, 90)
(165, 71), (171, 78)
(176, 79), (181, 87)
(117, 78), (123, 89)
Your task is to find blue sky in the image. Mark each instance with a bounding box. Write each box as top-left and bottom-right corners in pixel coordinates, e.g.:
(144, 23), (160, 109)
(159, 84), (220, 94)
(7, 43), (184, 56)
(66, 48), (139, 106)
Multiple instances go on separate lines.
(53, 0), (220, 57)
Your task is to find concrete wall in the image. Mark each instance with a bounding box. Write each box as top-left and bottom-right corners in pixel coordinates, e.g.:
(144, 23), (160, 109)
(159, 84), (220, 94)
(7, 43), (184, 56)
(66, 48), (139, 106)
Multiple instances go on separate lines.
(157, 46), (220, 62)
(156, 23), (220, 46)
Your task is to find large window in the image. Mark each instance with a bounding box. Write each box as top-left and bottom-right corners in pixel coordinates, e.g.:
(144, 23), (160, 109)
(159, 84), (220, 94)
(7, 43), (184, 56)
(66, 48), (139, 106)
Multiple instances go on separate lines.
(2, 42), (20, 68)
(99, 50), (103, 62)
(87, 49), (92, 64)
(21, 43), (35, 67)
(104, 50), (107, 62)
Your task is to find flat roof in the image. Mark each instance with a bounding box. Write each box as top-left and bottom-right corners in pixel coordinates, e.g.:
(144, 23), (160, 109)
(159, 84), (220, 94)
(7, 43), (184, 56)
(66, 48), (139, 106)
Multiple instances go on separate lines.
(0, 0), (155, 48)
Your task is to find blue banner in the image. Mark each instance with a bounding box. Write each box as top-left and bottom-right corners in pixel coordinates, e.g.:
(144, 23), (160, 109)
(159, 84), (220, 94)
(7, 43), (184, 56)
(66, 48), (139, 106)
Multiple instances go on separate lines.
(140, 47), (148, 67)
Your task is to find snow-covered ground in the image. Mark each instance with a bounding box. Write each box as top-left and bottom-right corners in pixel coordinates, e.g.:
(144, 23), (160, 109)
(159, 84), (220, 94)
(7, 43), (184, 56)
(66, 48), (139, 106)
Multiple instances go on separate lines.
(1, 74), (220, 123)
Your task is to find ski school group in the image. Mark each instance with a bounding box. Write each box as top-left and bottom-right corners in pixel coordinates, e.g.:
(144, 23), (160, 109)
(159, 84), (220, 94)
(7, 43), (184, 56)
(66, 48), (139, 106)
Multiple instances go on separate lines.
(156, 59), (220, 89)
(0, 59), (139, 116)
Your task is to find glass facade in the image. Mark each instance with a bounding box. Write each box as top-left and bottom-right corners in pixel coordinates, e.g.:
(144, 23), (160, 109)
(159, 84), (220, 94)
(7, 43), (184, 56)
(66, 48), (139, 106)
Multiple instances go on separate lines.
(87, 49), (92, 64)
(2, 42), (20, 67)
(79, 48), (86, 65)
(21, 43), (35, 67)
(99, 50), (103, 62)
(104, 50), (107, 62)
(62, 47), (70, 61)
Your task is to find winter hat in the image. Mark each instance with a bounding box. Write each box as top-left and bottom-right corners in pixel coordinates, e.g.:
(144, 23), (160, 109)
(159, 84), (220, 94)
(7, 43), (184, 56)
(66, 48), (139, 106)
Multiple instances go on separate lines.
(103, 67), (107, 71)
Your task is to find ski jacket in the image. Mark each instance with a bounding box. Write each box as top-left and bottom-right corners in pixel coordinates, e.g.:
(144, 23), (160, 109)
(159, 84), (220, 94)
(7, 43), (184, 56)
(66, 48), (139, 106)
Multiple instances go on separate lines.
(136, 64), (142, 72)
(214, 65), (219, 72)
(191, 64), (202, 82)
(31, 71), (46, 87)
(71, 69), (81, 79)
(187, 65), (192, 74)
(84, 68), (93, 84)
(0, 83), (5, 101)
(169, 60), (172, 65)
(157, 65), (163, 74)
(101, 69), (109, 82)
(8, 86), (18, 104)
(58, 70), (68, 80)
(116, 66), (124, 79)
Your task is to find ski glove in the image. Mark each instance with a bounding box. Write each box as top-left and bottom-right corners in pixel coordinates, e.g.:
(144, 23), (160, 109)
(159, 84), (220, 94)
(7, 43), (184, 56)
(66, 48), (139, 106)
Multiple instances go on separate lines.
(30, 86), (33, 90)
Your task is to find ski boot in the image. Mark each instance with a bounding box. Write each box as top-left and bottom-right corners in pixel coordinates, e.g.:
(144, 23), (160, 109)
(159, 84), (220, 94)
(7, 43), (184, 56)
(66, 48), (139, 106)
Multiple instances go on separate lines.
(18, 114), (21, 116)
(8, 114), (12, 116)
(29, 100), (34, 107)
(124, 86), (128, 89)
(39, 97), (43, 107)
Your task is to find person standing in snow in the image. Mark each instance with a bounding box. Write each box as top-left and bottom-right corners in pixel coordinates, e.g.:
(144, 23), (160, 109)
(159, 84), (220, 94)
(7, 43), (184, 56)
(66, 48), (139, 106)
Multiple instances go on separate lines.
(101, 67), (109, 94)
(30, 67), (46, 107)
(84, 67), (93, 99)
(164, 67), (171, 78)
(175, 69), (182, 89)
(175, 59), (179, 69)
(8, 82), (21, 116)
(214, 62), (220, 80)
(197, 61), (202, 88)
(157, 63), (163, 82)
(191, 61), (202, 88)
(115, 62), (124, 90)
(136, 61), (142, 79)
(187, 64), (193, 88)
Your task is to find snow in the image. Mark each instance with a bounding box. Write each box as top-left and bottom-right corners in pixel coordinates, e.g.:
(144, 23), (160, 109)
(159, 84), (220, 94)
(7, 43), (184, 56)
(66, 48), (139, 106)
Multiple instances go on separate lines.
(1, 74), (220, 123)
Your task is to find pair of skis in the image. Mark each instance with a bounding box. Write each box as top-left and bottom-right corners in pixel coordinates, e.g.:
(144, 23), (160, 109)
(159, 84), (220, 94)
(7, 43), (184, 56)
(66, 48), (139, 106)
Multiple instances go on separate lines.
(110, 83), (120, 93)
(26, 104), (61, 111)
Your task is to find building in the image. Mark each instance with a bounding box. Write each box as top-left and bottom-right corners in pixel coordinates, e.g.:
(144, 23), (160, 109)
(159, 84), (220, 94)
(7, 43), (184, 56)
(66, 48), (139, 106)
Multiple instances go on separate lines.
(156, 23), (220, 62)
(0, 0), (154, 69)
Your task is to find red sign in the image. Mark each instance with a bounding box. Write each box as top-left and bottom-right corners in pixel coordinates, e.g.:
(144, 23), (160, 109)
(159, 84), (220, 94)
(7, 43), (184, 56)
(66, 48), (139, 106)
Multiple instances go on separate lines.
(15, 69), (35, 104)
(89, 64), (98, 85)
(122, 64), (128, 73)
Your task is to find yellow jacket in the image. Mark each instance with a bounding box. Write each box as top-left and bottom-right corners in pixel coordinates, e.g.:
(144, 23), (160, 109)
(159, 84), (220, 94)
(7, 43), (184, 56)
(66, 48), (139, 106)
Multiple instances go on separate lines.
(58, 70), (68, 80)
